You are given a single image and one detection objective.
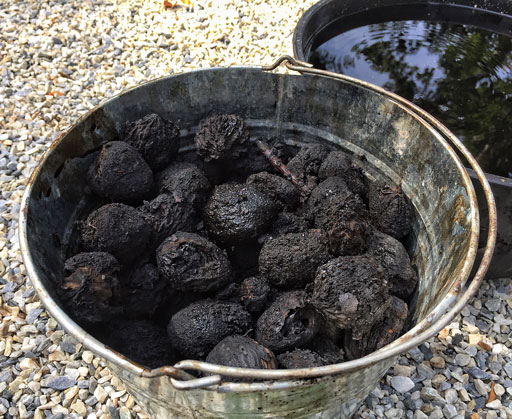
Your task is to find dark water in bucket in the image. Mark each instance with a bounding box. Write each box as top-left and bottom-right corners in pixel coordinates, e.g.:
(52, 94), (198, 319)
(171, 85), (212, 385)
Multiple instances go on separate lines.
(310, 20), (512, 177)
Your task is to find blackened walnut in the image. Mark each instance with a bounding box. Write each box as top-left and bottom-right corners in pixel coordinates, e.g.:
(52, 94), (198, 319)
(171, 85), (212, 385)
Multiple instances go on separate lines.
(231, 138), (292, 180)
(105, 319), (177, 368)
(306, 176), (353, 215)
(215, 282), (241, 303)
(247, 172), (300, 211)
(240, 276), (271, 313)
(277, 349), (326, 369)
(318, 151), (368, 200)
(312, 255), (391, 340)
(215, 277), (270, 314)
(122, 263), (166, 318)
(156, 162), (211, 209)
(153, 288), (208, 328)
(124, 113), (180, 171)
(344, 296), (408, 359)
(64, 252), (119, 277)
(156, 232), (232, 293)
(178, 149), (227, 186)
(307, 336), (344, 365)
(60, 266), (121, 326)
(195, 113), (249, 162)
(307, 177), (371, 256)
(270, 212), (309, 236)
(168, 300), (252, 358)
(204, 183), (277, 245)
(259, 212), (309, 244)
(139, 193), (197, 249)
(80, 203), (151, 264)
(255, 291), (320, 353)
(259, 230), (330, 289)
(286, 143), (331, 188)
(367, 231), (418, 299)
(369, 181), (412, 239)
(206, 335), (277, 369)
(88, 141), (153, 203)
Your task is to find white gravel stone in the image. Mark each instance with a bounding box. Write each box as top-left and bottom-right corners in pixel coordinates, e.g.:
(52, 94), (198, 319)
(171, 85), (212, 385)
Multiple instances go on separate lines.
(486, 399), (502, 409)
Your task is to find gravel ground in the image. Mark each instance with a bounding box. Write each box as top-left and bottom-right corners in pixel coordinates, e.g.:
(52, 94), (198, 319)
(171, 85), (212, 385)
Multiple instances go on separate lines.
(1, 1), (511, 418)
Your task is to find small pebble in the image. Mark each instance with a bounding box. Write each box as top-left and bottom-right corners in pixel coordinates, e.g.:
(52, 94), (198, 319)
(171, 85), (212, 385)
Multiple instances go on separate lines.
(119, 406), (131, 419)
(430, 357), (444, 369)
(47, 377), (76, 391)
(391, 376), (415, 393)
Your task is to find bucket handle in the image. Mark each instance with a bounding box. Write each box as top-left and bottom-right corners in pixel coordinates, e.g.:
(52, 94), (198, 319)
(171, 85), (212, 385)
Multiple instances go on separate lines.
(159, 56), (497, 391)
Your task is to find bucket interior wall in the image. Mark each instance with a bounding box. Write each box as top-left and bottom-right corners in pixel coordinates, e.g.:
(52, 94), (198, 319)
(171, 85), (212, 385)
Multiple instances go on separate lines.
(25, 68), (476, 418)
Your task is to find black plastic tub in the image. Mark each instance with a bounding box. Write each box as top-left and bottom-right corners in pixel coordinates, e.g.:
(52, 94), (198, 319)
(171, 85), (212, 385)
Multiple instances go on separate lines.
(293, 0), (512, 278)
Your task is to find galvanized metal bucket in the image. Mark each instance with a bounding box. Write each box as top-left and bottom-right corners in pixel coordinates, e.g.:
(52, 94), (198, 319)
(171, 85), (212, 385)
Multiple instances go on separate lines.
(19, 57), (496, 418)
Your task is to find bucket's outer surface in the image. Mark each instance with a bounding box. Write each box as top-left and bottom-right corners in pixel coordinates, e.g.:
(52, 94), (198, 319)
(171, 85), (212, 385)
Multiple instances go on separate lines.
(108, 360), (394, 418)
(292, 0), (512, 279)
(21, 67), (484, 418)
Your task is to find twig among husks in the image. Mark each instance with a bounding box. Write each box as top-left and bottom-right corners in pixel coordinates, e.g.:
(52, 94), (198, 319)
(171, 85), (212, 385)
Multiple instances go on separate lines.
(255, 139), (312, 197)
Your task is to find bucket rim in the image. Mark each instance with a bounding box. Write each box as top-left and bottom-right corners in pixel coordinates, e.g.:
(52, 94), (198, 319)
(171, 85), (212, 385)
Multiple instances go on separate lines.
(18, 64), (496, 391)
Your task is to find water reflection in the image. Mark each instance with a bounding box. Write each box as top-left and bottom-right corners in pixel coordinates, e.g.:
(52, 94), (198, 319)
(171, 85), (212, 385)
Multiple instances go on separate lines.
(310, 21), (512, 177)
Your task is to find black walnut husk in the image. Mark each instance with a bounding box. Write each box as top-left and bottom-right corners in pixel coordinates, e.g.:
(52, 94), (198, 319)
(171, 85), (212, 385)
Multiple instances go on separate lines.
(369, 181), (412, 239)
(88, 141), (153, 203)
(177, 149), (227, 186)
(230, 137), (292, 181)
(121, 263), (166, 318)
(215, 276), (271, 314)
(105, 319), (178, 368)
(307, 335), (345, 365)
(268, 212), (309, 238)
(277, 349), (326, 369)
(367, 231), (418, 299)
(60, 266), (121, 326)
(239, 276), (271, 314)
(139, 193), (197, 249)
(255, 291), (320, 353)
(195, 113), (249, 162)
(344, 296), (408, 359)
(286, 143), (331, 189)
(156, 232), (232, 293)
(306, 177), (371, 256)
(206, 335), (277, 370)
(64, 252), (119, 277)
(215, 282), (241, 303)
(259, 230), (330, 289)
(167, 300), (252, 358)
(80, 203), (152, 264)
(318, 151), (368, 200)
(204, 183), (277, 245)
(124, 113), (180, 171)
(156, 162), (211, 210)
(312, 255), (391, 340)
(247, 171), (300, 211)
(153, 287), (208, 328)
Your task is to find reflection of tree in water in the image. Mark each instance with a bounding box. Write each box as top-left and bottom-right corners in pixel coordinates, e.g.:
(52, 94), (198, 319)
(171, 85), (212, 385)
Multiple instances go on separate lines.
(311, 21), (512, 176)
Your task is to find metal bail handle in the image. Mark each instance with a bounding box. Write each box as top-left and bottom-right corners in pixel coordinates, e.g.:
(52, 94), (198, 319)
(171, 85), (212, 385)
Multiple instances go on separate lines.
(261, 55), (313, 72)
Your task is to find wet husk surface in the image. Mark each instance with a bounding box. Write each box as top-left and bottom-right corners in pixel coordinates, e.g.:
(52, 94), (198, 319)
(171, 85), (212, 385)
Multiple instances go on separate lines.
(59, 112), (419, 370)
